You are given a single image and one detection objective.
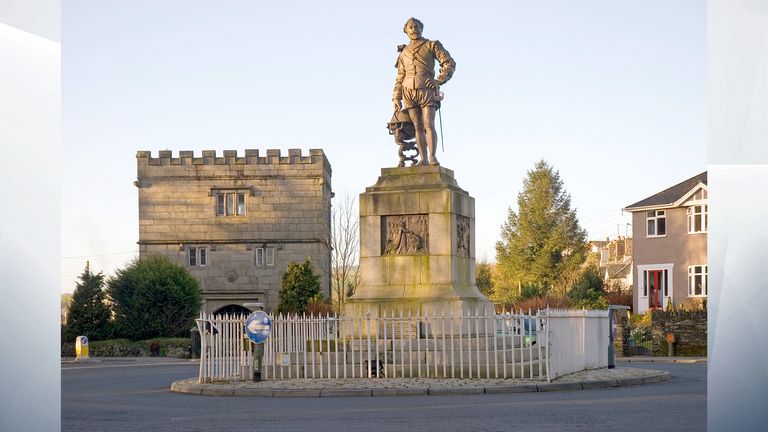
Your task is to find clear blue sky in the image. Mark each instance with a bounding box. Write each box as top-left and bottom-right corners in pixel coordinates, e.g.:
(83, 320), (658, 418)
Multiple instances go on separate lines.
(61, 0), (705, 293)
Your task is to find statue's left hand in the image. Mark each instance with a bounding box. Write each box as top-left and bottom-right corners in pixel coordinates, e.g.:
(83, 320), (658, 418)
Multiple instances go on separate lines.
(426, 79), (442, 90)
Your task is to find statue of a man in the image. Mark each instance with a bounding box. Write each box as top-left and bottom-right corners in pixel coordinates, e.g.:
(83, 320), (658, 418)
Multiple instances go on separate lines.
(393, 17), (456, 166)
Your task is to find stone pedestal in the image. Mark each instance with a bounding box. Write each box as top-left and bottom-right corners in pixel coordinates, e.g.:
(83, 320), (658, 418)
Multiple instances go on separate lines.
(346, 166), (493, 334)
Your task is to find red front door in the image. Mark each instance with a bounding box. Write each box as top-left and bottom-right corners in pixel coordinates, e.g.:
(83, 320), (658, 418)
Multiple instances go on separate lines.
(648, 270), (662, 310)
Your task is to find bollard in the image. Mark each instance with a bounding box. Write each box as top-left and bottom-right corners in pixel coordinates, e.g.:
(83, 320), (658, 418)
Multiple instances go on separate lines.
(666, 332), (676, 356)
(75, 336), (90, 361)
(190, 326), (201, 359)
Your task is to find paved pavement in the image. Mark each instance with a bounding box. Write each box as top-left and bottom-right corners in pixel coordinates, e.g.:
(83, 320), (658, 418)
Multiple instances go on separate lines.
(170, 359), (672, 397)
(617, 356), (706, 364)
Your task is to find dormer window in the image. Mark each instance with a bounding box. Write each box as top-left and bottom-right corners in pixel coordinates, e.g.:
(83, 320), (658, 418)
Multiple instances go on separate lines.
(646, 210), (666, 237)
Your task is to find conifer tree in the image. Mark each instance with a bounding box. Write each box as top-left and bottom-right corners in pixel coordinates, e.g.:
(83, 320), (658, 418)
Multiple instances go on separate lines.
(494, 160), (587, 301)
(64, 262), (112, 341)
(277, 259), (321, 314)
(476, 261), (494, 298)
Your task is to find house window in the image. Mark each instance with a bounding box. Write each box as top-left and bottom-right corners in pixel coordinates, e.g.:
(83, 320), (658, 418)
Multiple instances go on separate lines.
(687, 205), (708, 233)
(188, 247), (207, 267)
(646, 210), (666, 236)
(255, 247), (275, 267)
(215, 191), (246, 216)
(688, 265), (708, 297)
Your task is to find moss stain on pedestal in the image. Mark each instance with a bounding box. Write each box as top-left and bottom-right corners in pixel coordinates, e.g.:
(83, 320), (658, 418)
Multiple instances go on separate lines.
(347, 166), (492, 325)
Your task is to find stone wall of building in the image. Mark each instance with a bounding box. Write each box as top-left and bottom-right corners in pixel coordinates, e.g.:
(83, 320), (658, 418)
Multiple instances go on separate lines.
(135, 149), (332, 314)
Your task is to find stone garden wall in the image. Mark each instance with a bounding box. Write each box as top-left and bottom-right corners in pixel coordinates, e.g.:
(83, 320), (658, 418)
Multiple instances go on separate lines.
(651, 310), (707, 356)
(617, 310), (706, 357)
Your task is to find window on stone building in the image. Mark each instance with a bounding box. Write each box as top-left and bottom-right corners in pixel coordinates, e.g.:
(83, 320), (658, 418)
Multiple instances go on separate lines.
(646, 210), (666, 237)
(215, 191), (246, 216)
(688, 265), (708, 297)
(255, 247), (275, 267)
(687, 205), (708, 233)
(189, 247), (207, 267)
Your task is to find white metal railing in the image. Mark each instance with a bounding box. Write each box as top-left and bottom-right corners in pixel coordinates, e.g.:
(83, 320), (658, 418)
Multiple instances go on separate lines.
(196, 308), (608, 383)
(545, 309), (609, 379)
(196, 313), (252, 383)
(263, 309), (548, 381)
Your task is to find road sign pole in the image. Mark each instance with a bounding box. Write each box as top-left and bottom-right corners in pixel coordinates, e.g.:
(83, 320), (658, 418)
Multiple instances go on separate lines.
(243, 306), (272, 381)
(254, 342), (264, 381)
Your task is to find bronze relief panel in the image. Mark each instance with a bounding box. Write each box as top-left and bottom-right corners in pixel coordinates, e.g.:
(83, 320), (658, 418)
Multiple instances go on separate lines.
(456, 215), (470, 257)
(382, 214), (429, 255)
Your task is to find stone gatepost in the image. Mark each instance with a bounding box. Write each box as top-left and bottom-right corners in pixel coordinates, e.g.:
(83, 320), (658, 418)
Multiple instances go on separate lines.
(345, 165), (493, 335)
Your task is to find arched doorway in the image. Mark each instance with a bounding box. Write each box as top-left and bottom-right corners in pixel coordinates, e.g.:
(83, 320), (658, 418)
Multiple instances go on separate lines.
(213, 304), (253, 316)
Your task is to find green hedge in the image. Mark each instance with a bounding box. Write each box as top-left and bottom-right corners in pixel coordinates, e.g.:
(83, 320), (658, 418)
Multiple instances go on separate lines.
(61, 337), (191, 358)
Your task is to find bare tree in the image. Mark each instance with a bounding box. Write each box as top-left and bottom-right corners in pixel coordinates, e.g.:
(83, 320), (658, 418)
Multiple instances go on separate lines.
(331, 192), (360, 315)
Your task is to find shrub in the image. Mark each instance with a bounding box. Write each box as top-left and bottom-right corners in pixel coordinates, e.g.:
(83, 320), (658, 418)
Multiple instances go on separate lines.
(61, 337), (191, 358)
(508, 294), (575, 312)
(604, 283), (633, 311)
(520, 283), (544, 300)
(568, 266), (605, 303)
(629, 310), (654, 343)
(680, 297), (707, 311)
(149, 341), (161, 356)
(107, 255), (202, 341)
(572, 296), (609, 310)
(306, 293), (335, 316)
(505, 292), (611, 312)
(277, 259), (321, 314)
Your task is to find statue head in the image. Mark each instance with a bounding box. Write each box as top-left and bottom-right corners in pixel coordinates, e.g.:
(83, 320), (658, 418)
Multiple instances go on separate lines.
(403, 17), (424, 40)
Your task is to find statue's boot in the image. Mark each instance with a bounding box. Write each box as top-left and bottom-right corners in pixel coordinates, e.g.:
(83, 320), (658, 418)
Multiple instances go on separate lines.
(417, 141), (429, 165)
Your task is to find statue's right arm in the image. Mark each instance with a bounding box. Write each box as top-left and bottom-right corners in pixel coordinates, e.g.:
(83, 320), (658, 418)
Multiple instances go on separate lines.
(393, 56), (405, 111)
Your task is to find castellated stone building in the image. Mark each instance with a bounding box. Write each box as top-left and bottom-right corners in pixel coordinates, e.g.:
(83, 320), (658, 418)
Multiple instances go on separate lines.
(135, 149), (332, 314)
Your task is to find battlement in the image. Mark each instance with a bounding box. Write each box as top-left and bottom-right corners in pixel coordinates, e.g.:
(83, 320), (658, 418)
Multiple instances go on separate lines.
(136, 149), (327, 166)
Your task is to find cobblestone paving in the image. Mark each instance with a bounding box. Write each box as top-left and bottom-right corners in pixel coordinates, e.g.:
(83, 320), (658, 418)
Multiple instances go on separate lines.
(553, 367), (660, 382)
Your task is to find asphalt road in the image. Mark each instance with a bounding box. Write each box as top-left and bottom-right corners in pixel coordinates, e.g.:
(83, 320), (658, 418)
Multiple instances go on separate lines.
(62, 360), (706, 432)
